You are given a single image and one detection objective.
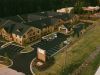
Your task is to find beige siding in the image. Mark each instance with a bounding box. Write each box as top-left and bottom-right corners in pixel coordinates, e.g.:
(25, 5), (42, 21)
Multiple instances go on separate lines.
(22, 27), (41, 44)
(12, 33), (23, 45)
(1, 29), (12, 41)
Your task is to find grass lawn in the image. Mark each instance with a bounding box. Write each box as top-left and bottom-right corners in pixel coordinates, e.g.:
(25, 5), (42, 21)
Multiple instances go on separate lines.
(20, 46), (33, 53)
(34, 19), (100, 75)
(80, 53), (100, 75)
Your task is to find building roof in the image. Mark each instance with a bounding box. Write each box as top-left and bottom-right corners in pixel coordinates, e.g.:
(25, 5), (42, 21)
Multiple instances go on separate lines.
(13, 23), (30, 36)
(54, 13), (74, 21)
(73, 23), (85, 31)
(35, 11), (74, 21)
(25, 18), (59, 29)
(35, 11), (63, 17)
(2, 20), (15, 33)
(82, 6), (100, 11)
(64, 23), (72, 30)
(0, 19), (7, 27)
(2, 20), (31, 36)
(4, 15), (23, 23)
(57, 7), (74, 13)
(20, 13), (46, 22)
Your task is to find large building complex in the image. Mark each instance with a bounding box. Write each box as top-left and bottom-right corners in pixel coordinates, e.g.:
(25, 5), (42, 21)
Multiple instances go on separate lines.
(0, 11), (78, 45)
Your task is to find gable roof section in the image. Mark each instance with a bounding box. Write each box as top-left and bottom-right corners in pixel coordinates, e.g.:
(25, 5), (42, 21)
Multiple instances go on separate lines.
(35, 11), (62, 17)
(2, 20), (31, 36)
(54, 14), (73, 21)
(4, 16), (23, 23)
(13, 23), (30, 36)
(25, 18), (59, 29)
(20, 13), (46, 22)
(64, 23), (72, 31)
(0, 19), (7, 28)
(3, 20), (15, 34)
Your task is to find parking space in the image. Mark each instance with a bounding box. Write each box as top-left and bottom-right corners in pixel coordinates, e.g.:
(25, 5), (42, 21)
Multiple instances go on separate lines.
(0, 44), (24, 59)
(0, 44), (36, 75)
(0, 41), (5, 47)
(31, 33), (67, 57)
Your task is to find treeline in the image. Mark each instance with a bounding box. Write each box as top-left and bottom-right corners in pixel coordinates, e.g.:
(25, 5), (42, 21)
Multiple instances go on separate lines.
(0, 0), (63, 17)
(0, 0), (100, 17)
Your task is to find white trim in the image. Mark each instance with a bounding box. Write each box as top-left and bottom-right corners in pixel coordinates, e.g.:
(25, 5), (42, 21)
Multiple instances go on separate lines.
(30, 58), (36, 75)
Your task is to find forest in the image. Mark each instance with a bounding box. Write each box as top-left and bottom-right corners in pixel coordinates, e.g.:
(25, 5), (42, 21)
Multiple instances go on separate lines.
(0, 0), (100, 17)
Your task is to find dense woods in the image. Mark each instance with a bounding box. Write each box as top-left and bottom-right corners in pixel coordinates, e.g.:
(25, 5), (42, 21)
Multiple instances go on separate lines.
(0, 0), (100, 17)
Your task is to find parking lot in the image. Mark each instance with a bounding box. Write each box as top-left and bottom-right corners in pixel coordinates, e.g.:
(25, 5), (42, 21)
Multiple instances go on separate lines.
(0, 41), (5, 47)
(0, 43), (37, 75)
(0, 33), (69, 75)
(0, 44), (24, 59)
(31, 33), (67, 57)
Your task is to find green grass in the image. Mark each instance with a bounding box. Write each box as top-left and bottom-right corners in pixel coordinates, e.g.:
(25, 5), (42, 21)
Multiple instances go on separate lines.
(34, 19), (100, 75)
(20, 46), (33, 53)
(80, 53), (100, 75)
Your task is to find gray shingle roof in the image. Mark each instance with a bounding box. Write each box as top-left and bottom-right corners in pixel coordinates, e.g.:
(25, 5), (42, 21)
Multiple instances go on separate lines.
(35, 11), (63, 17)
(25, 18), (59, 29)
(4, 16), (23, 23)
(0, 19), (7, 27)
(13, 23), (30, 36)
(20, 13), (46, 22)
(3, 20), (30, 36)
(54, 14), (73, 21)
